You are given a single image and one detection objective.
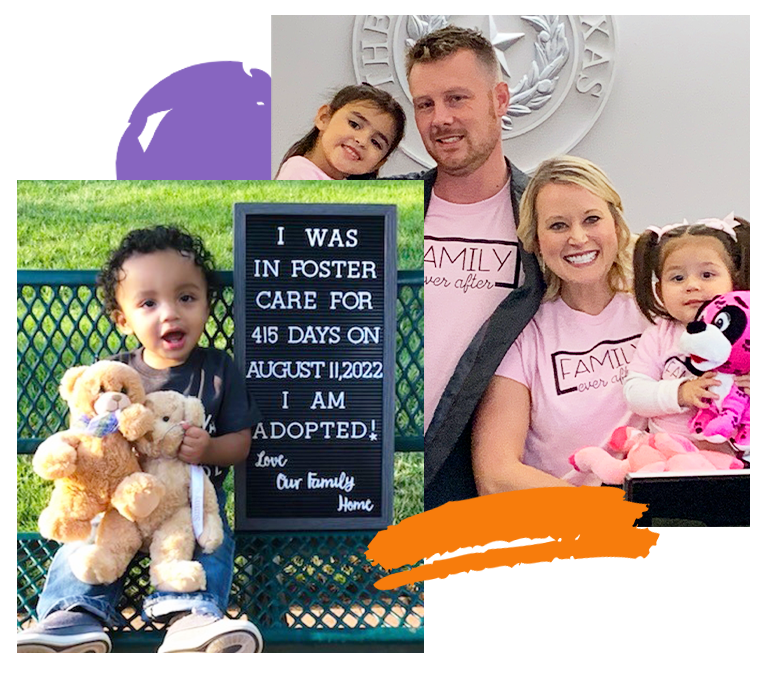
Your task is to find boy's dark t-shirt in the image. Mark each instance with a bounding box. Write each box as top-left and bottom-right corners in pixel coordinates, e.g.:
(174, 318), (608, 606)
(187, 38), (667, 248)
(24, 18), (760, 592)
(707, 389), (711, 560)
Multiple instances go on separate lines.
(112, 346), (260, 490)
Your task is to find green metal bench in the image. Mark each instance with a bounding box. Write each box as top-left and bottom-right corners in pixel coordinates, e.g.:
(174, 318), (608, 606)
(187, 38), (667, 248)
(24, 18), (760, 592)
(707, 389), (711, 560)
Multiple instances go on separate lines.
(17, 270), (424, 652)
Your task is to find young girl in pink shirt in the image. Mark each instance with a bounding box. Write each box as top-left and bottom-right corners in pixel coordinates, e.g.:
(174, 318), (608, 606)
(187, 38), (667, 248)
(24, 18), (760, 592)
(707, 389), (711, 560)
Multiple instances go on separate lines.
(275, 84), (406, 180)
(624, 215), (750, 453)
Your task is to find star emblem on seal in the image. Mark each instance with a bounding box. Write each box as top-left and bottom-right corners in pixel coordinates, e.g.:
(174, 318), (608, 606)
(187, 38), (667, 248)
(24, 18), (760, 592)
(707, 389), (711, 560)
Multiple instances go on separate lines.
(487, 15), (524, 77)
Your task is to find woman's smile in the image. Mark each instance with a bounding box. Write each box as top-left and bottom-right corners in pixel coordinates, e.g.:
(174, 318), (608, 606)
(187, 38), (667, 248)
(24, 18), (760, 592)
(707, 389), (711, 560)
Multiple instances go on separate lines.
(563, 250), (599, 266)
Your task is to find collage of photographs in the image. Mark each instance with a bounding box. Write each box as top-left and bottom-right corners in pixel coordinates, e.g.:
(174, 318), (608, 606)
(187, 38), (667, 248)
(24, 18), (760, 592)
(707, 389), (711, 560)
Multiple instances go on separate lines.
(12, 12), (753, 664)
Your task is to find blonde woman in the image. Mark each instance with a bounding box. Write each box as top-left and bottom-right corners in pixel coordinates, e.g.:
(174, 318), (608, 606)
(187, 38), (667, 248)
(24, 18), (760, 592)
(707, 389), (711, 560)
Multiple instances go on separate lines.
(472, 156), (649, 491)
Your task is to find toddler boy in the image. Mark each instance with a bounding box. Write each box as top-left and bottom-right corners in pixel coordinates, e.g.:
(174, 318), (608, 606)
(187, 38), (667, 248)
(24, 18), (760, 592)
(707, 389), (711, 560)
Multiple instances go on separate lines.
(18, 226), (263, 653)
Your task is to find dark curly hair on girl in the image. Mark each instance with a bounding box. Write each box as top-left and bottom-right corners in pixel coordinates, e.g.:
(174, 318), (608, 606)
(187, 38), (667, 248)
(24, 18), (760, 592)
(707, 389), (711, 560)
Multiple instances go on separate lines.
(97, 225), (217, 316)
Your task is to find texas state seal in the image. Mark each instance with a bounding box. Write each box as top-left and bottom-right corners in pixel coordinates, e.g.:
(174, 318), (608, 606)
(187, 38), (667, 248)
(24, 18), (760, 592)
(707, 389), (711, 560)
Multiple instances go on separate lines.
(352, 15), (617, 172)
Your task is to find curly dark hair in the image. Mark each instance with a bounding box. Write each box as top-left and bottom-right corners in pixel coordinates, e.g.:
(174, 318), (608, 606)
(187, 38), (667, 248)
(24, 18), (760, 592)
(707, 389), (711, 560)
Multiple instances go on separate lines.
(97, 225), (217, 317)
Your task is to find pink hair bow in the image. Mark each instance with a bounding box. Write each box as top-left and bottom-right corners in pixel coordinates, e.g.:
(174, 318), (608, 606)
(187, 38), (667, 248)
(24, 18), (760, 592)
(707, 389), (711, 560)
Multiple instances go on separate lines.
(646, 219), (689, 239)
(693, 212), (738, 240)
(646, 212), (738, 241)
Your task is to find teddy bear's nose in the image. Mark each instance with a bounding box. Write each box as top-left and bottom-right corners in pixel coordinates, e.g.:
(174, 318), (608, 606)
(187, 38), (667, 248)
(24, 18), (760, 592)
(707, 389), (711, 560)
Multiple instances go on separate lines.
(108, 393), (128, 408)
(95, 391), (131, 416)
(103, 394), (123, 411)
(686, 321), (706, 334)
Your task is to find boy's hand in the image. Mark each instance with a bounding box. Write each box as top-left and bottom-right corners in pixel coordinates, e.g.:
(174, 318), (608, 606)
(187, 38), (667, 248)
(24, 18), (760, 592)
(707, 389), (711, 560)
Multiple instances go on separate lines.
(179, 423), (212, 464)
(679, 372), (720, 409)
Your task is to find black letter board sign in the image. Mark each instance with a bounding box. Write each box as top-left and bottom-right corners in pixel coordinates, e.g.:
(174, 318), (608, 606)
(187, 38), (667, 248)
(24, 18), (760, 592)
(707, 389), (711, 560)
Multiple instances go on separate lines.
(233, 203), (397, 530)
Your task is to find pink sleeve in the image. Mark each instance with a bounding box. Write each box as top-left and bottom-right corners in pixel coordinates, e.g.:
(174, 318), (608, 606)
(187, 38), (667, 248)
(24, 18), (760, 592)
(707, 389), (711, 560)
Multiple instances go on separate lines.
(276, 156), (333, 180)
(495, 332), (530, 388)
(627, 325), (662, 379)
(275, 159), (307, 180)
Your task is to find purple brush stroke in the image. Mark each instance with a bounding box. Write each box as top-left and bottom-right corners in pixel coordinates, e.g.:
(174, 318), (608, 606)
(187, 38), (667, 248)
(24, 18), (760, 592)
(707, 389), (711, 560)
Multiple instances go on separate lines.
(116, 61), (270, 180)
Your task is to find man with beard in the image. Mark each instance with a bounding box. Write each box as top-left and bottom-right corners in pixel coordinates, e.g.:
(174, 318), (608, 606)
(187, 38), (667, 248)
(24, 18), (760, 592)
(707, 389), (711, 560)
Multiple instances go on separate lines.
(404, 26), (544, 509)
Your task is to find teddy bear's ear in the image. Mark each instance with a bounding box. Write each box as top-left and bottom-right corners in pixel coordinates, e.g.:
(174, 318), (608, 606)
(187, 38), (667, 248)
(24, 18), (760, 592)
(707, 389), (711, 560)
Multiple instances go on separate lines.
(59, 366), (89, 402)
(120, 366), (145, 404)
(184, 396), (205, 427)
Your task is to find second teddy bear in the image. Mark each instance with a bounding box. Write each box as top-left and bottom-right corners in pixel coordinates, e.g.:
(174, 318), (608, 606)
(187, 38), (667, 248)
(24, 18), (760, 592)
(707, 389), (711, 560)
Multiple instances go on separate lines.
(132, 390), (225, 593)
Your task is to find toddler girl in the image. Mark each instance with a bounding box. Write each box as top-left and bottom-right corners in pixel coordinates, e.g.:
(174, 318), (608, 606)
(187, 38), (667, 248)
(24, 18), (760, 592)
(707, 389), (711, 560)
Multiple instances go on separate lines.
(624, 214), (750, 452)
(276, 84), (406, 180)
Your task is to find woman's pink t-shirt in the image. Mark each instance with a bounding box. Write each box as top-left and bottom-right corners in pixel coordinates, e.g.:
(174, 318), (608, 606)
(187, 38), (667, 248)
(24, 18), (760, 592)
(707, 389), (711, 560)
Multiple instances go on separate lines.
(495, 292), (649, 483)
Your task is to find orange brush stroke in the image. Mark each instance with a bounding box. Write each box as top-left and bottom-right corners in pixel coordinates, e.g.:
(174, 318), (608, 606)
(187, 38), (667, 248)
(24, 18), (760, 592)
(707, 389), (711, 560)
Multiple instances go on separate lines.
(367, 487), (659, 589)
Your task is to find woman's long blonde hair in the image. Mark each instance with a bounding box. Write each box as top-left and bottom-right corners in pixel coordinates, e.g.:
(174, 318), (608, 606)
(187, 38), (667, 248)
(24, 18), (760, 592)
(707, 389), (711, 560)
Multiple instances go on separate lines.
(517, 155), (633, 302)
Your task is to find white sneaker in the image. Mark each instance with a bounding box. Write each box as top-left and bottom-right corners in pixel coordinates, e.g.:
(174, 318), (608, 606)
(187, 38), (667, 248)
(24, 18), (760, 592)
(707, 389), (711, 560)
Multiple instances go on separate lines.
(158, 613), (263, 653)
(17, 610), (111, 653)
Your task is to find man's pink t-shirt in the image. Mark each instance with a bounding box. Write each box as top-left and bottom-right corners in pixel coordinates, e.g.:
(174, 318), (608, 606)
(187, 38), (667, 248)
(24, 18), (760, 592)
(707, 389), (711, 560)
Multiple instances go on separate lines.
(275, 156), (333, 180)
(424, 181), (524, 431)
(495, 293), (649, 483)
(626, 318), (697, 437)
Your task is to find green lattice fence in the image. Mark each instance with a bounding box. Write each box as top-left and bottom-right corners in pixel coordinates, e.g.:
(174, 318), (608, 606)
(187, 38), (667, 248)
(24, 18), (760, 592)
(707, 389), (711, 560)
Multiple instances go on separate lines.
(17, 269), (424, 651)
(18, 270), (424, 453)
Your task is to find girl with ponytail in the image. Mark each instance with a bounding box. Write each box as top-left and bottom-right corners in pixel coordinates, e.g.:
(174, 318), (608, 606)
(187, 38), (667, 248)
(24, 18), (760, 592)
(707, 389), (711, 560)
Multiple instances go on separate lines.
(624, 214), (750, 452)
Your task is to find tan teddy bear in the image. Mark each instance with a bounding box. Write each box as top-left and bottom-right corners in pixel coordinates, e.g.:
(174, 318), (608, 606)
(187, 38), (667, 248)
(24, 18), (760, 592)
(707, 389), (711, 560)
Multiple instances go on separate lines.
(132, 391), (224, 593)
(33, 361), (165, 584)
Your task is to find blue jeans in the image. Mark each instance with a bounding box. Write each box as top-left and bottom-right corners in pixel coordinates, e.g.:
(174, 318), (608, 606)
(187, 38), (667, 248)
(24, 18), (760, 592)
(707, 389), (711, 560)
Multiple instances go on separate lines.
(36, 488), (234, 626)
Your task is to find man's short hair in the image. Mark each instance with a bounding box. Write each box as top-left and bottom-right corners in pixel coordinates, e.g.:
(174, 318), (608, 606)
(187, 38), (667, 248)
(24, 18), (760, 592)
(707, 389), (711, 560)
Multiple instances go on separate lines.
(405, 25), (501, 82)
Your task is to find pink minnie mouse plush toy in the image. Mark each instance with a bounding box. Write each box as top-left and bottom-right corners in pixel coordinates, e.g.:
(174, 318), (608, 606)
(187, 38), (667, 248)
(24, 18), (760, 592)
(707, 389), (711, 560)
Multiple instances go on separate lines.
(678, 290), (750, 448)
(565, 426), (744, 485)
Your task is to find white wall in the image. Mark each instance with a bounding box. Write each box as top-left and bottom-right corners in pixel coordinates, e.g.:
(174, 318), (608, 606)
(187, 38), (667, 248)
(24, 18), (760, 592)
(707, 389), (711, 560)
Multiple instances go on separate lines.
(272, 15), (750, 229)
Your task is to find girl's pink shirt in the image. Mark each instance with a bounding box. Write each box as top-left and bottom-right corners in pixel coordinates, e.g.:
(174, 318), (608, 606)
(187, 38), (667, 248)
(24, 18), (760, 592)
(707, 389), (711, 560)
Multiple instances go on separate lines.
(275, 156), (334, 180)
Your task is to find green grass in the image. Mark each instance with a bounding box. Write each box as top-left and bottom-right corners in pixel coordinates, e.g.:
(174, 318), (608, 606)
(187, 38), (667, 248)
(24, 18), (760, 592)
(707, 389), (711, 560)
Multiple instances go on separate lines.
(17, 458), (52, 531)
(17, 180), (423, 270)
(17, 180), (424, 529)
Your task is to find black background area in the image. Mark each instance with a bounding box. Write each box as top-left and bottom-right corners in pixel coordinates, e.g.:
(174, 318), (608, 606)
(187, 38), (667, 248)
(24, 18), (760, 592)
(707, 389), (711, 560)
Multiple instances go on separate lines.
(17, 15), (271, 180)
(425, 527), (750, 648)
